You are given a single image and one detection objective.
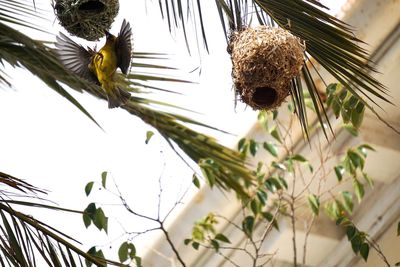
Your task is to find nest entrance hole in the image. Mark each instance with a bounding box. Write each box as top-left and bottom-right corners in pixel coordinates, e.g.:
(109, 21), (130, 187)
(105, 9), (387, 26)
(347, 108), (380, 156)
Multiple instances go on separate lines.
(78, 1), (105, 12)
(252, 87), (278, 107)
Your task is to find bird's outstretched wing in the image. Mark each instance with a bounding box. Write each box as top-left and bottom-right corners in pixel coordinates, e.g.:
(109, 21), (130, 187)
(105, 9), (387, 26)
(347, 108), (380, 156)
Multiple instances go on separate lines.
(116, 19), (132, 75)
(55, 32), (99, 84)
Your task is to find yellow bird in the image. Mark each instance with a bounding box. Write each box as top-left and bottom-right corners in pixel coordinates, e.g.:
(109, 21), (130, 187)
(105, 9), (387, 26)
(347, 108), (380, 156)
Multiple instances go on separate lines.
(56, 19), (132, 108)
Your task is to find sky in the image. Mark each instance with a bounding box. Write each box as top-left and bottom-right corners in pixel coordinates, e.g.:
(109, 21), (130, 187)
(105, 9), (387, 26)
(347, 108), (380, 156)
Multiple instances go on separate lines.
(0, 0), (347, 263)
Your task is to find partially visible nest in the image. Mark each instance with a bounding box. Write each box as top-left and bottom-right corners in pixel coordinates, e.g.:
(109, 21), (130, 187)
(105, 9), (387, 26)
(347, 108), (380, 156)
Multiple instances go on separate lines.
(53, 0), (119, 41)
(229, 26), (305, 110)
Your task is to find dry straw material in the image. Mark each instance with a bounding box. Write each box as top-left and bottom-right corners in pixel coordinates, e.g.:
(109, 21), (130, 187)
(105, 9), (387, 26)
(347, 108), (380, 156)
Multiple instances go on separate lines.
(229, 26), (305, 110)
(53, 0), (119, 41)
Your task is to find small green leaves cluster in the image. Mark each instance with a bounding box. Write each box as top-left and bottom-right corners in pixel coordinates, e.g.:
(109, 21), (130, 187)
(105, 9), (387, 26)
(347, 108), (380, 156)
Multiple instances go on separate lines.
(84, 172), (142, 266)
(86, 247), (106, 267)
(83, 203), (109, 233)
(334, 144), (374, 202)
(184, 213), (231, 252)
(118, 242), (142, 267)
(336, 216), (370, 262)
(326, 83), (366, 135)
(236, 110), (283, 160)
(324, 191), (355, 220)
(84, 172), (109, 233)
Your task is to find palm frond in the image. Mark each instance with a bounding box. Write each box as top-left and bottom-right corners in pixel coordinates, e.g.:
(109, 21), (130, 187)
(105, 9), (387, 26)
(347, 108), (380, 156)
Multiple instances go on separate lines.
(0, 16), (98, 125)
(0, 203), (126, 267)
(156, 0), (396, 136)
(0, 172), (46, 195)
(0, 1), (255, 198)
(0, 171), (124, 267)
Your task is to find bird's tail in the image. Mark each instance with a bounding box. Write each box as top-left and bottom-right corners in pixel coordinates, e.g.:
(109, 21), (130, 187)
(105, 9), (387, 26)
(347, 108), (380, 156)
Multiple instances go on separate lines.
(103, 82), (131, 109)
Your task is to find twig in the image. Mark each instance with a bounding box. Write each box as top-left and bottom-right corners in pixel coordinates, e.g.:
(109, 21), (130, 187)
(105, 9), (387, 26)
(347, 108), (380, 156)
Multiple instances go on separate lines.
(367, 237), (391, 267)
(160, 223), (186, 267)
(302, 215), (315, 266)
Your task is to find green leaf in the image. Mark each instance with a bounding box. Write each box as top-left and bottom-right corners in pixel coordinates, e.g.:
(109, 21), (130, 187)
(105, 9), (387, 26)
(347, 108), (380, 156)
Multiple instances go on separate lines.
(343, 124), (359, 136)
(215, 233), (231, 244)
(85, 182), (94, 196)
(101, 172), (107, 188)
(291, 154), (307, 162)
(360, 243), (369, 261)
(353, 179), (365, 203)
(85, 203), (97, 220)
(135, 256), (142, 267)
(338, 89), (348, 103)
(285, 158), (294, 173)
(86, 247), (97, 267)
(332, 98), (341, 118)
(325, 201), (341, 220)
(346, 225), (356, 240)
(249, 139), (259, 157)
(362, 172), (374, 188)
(271, 161), (286, 171)
(334, 166), (345, 182)
(351, 102), (365, 128)
(269, 126), (282, 143)
(242, 216), (255, 237)
(278, 176), (288, 189)
(258, 111), (268, 129)
(95, 249), (105, 263)
(257, 190), (268, 205)
(184, 239), (192, 245)
(127, 243), (136, 259)
(211, 239), (219, 251)
(192, 174), (201, 188)
(326, 83), (338, 96)
(83, 213), (91, 228)
(238, 138), (247, 152)
(344, 95), (358, 109)
(262, 212), (279, 230)
(341, 108), (351, 124)
(250, 200), (259, 215)
(145, 131), (154, 144)
(272, 110), (278, 120)
(342, 191), (354, 214)
(118, 242), (128, 263)
(192, 242), (200, 250)
(351, 235), (362, 254)
(357, 144), (375, 157)
(344, 157), (356, 175)
(93, 208), (108, 233)
(395, 262), (400, 266)
(307, 194), (320, 215)
(265, 177), (282, 192)
(263, 142), (278, 157)
(397, 221), (400, 236)
(348, 150), (365, 170)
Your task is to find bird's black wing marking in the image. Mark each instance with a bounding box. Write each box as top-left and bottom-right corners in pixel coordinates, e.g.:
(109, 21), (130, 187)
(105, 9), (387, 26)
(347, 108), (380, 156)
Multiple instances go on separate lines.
(55, 32), (99, 84)
(115, 19), (132, 75)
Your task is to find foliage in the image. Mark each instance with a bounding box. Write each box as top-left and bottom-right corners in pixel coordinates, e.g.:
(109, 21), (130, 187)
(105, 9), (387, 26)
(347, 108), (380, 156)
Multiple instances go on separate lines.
(0, 0), (397, 266)
(0, 172), (126, 267)
(0, 0), (255, 200)
(156, 0), (397, 138)
(181, 89), (389, 266)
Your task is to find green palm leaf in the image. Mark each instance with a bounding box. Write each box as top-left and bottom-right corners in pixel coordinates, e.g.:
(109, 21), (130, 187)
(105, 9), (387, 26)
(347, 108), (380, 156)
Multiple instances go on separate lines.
(158, 0), (396, 136)
(0, 171), (126, 267)
(0, 1), (255, 198)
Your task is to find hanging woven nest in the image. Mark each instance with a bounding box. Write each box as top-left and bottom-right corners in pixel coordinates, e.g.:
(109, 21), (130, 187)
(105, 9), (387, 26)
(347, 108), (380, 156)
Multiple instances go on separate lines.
(53, 0), (119, 41)
(229, 26), (305, 110)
